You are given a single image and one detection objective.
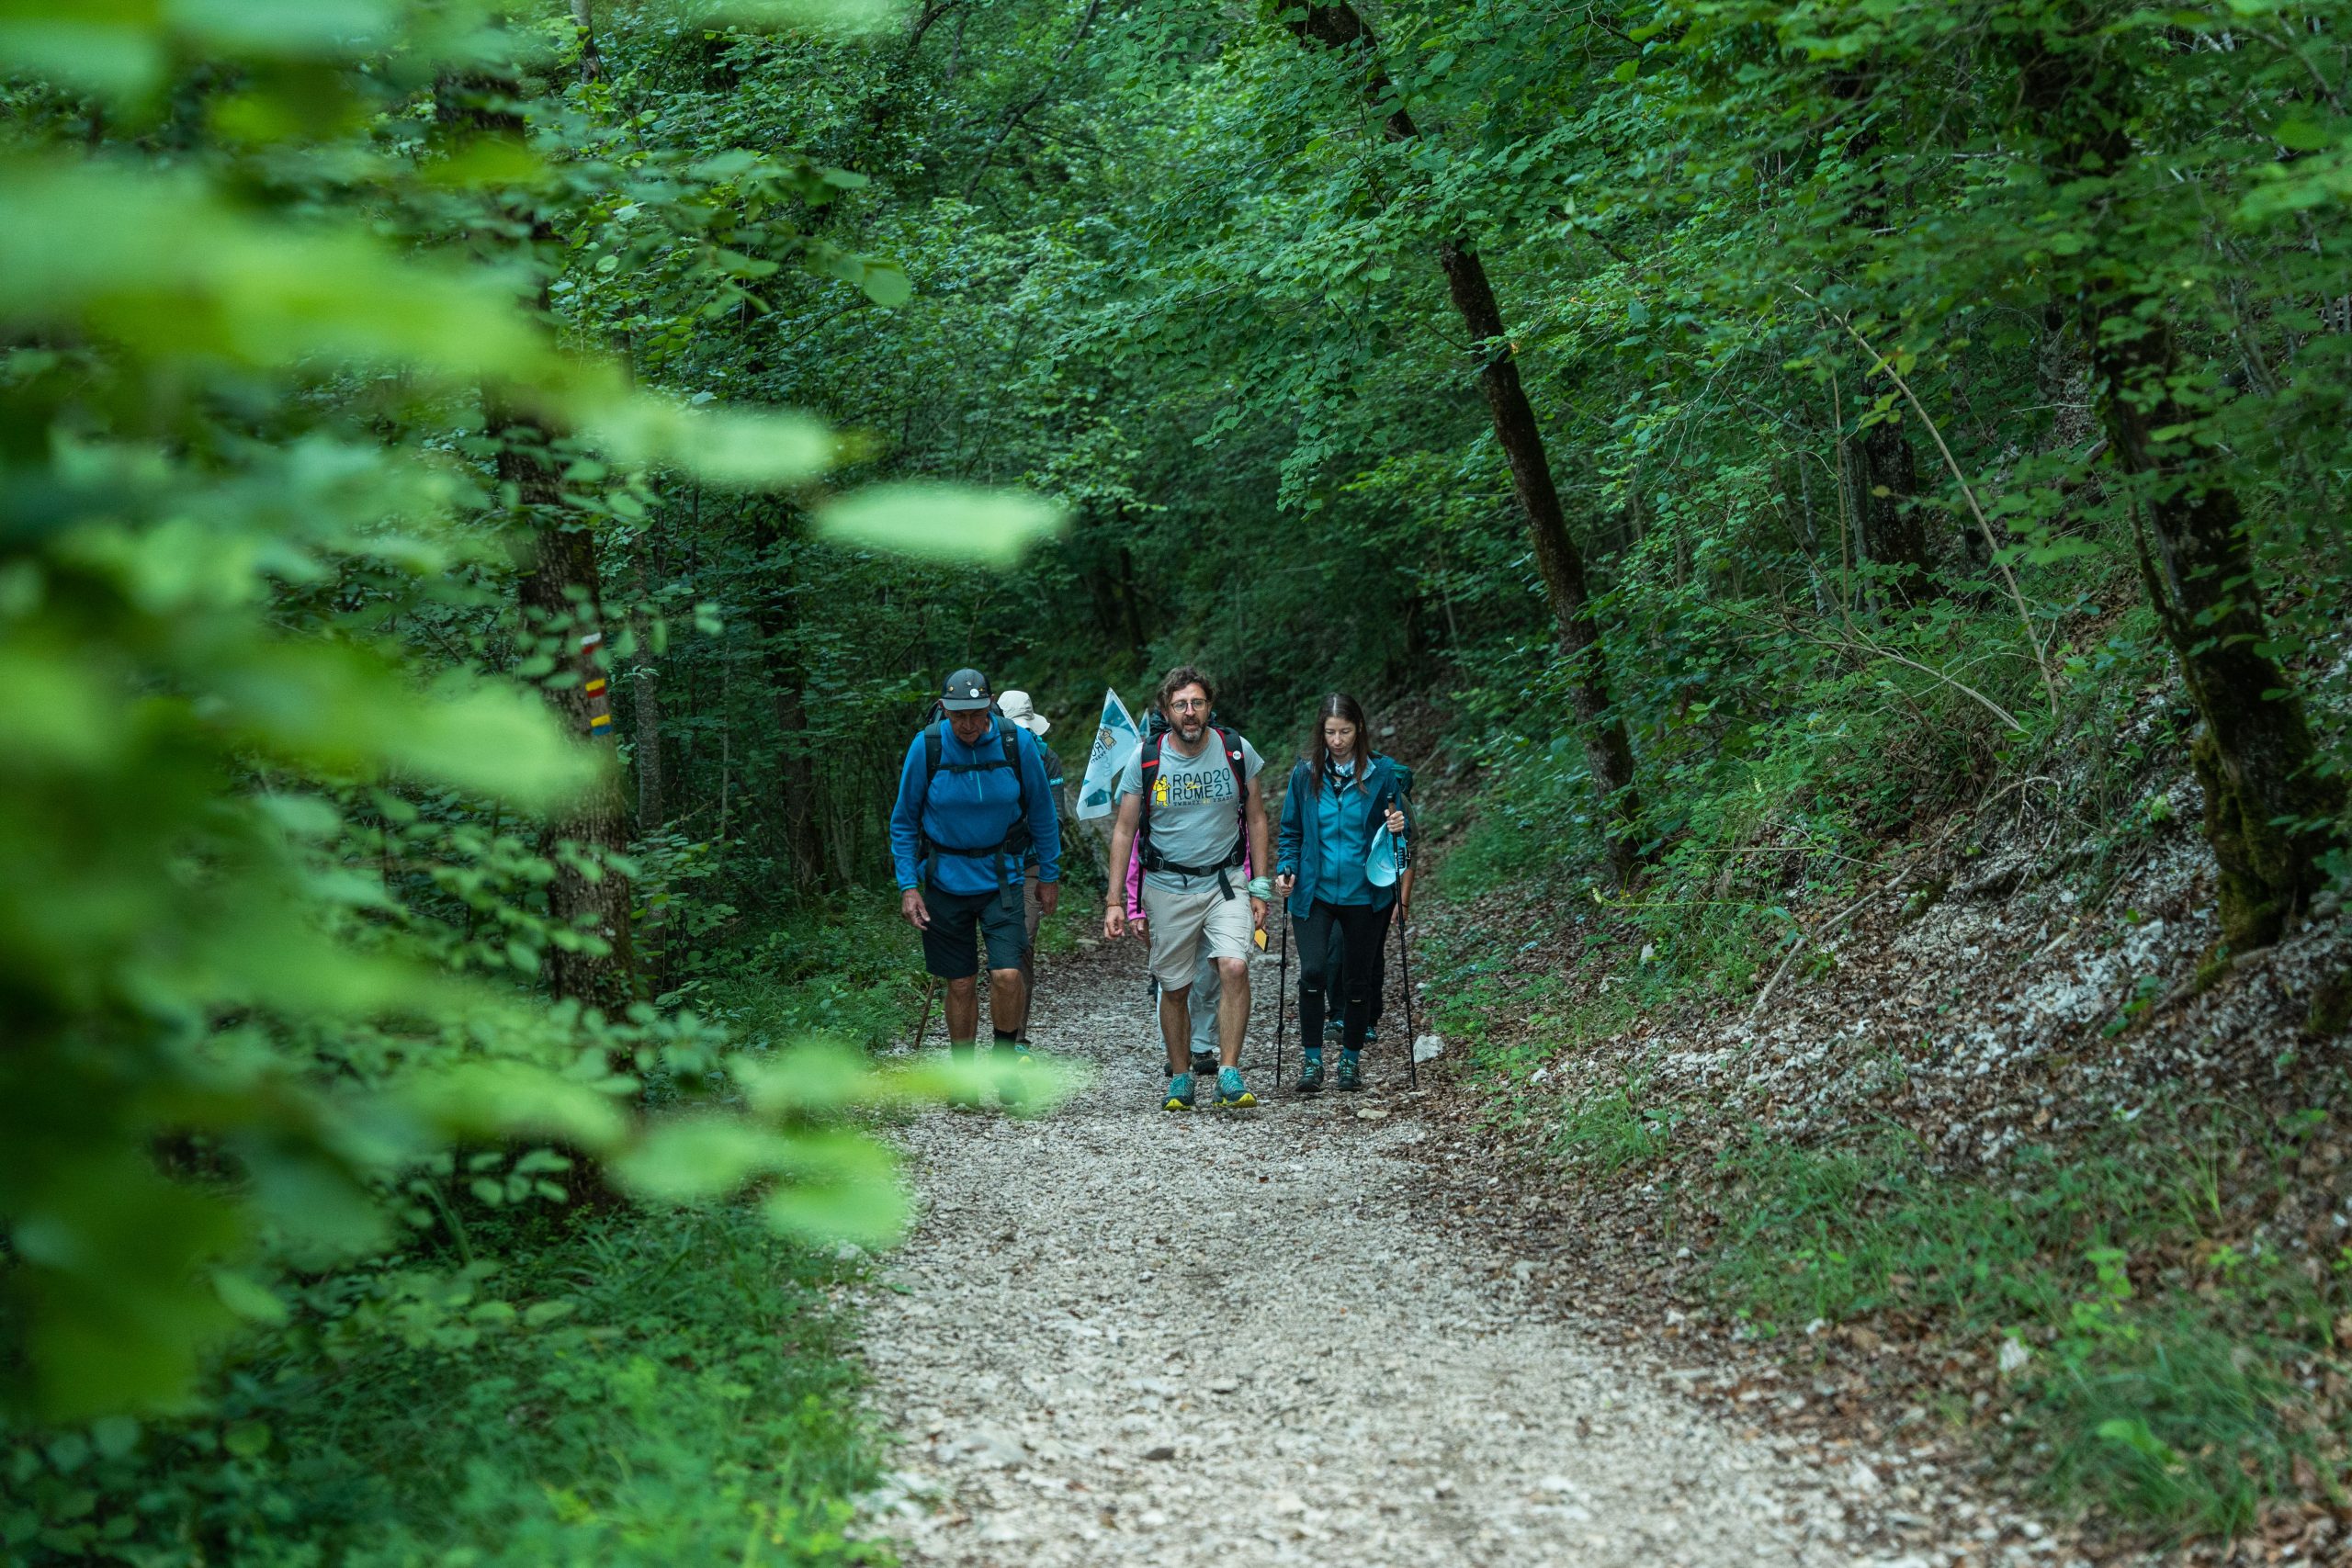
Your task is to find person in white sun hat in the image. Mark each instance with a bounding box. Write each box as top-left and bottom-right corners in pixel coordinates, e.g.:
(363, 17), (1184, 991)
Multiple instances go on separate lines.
(997, 689), (1065, 1042)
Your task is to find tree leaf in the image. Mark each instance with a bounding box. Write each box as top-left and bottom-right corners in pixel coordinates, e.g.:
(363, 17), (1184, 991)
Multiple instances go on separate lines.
(814, 483), (1067, 566)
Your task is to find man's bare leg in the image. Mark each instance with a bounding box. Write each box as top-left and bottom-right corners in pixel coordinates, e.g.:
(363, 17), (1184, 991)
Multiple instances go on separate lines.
(944, 976), (978, 1045)
(1214, 955), (1250, 1068)
(1159, 983), (1193, 1075)
(988, 966), (1027, 1041)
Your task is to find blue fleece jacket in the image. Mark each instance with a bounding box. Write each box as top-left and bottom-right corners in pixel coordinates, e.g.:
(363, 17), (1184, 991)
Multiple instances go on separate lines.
(890, 718), (1062, 895)
(1275, 753), (1410, 919)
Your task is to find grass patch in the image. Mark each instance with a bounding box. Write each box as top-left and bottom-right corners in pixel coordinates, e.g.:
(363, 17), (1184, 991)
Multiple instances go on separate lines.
(1702, 1106), (2351, 1540)
(1552, 1063), (1683, 1175)
(6, 1204), (895, 1565)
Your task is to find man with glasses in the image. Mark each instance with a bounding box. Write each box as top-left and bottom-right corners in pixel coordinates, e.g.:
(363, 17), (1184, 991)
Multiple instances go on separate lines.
(1102, 665), (1272, 1111)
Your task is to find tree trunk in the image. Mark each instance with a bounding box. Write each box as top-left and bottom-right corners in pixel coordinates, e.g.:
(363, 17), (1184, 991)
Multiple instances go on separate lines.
(2109, 327), (2342, 949)
(570, 0), (604, 85)
(629, 538), (665, 829)
(2018, 24), (2342, 949)
(1115, 541), (1148, 660)
(747, 503), (825, 889)
(494, 394), (642, 1015)
(1826, 68), (1937, 608)
(1287, 3), (1641, 882)
(1855, 413), (1932, 606)
(443, 61), (639, 1014)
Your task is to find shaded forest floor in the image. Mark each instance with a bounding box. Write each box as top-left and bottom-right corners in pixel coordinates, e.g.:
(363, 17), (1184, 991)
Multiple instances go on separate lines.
(1405, 739), (2352, 1564)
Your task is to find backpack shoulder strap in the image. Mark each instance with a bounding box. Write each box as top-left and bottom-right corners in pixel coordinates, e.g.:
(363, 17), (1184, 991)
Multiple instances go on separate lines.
(1004, 727), (1029, 818)
(1212, 727), (1248, 795)
(1213, 727), (1250, 846)
(1136, 734), (1163, 831)
(912, 723), (944, 873)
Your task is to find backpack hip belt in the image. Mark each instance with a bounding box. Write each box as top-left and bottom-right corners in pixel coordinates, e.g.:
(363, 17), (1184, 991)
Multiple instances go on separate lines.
(1140, 840), (1248, 900)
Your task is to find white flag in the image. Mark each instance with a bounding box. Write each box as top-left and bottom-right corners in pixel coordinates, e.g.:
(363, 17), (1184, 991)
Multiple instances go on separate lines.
(1076, 687), (1141, 819)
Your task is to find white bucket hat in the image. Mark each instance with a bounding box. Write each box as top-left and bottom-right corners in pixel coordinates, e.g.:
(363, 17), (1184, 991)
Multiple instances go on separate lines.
(997, 689), (1051, 737)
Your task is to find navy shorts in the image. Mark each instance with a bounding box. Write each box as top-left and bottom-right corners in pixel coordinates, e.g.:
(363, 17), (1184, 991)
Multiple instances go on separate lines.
(922, 884), (1028, 980)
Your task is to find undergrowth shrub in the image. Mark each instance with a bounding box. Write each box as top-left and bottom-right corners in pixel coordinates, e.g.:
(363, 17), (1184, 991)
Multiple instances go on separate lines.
(3, 1205), (892, 1566)
(679, 897), (924, 1053)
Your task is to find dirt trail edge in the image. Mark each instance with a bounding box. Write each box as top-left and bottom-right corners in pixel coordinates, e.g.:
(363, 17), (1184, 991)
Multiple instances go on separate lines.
(854, 941), (2056, 1567)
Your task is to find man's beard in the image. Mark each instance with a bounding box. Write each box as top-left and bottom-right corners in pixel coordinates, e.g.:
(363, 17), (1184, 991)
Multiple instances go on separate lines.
(1176, 716), (1204, 741)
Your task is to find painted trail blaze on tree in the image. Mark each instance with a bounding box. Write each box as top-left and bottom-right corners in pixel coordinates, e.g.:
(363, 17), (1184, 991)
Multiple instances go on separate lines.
(1283, 0), (1644, 886)
(458, 49), (643, 1018)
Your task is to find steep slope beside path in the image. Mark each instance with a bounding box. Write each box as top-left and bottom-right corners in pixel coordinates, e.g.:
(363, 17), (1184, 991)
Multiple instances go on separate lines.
(856, 942), (2043, 1567)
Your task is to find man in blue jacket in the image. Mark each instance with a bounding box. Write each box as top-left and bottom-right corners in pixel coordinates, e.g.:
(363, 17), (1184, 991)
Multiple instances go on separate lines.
(890, 670), (1062, 1064)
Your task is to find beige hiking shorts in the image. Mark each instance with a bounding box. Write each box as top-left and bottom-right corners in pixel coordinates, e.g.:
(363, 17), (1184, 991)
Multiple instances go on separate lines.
(1140, 878), (1255, 989)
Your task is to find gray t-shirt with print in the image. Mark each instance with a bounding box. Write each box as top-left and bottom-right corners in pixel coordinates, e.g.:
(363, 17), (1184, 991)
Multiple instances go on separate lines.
(1117, 728), (1264, 892)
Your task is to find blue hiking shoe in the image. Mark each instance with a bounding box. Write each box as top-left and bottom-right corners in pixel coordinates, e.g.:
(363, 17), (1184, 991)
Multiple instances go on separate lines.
(1295, 1048), (1325, 1095)
(1336, 1050), (1363, 1092)
(1215, 1066), (1257, 1109)
(995, 1043), (1036, 1105)
(1163, 1072), (1195, 1112)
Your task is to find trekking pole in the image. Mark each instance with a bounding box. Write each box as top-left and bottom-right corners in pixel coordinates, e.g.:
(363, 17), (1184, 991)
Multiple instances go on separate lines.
(1398, 913), (1419, 1090)
(1274, 913), (1289, 1091)
(1024, 948), (1042, 1046)
(909, 975), (937, 1054)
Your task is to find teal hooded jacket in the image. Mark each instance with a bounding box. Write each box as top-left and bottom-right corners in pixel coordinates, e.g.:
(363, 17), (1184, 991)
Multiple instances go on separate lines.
(1273, 753), (1413, 919)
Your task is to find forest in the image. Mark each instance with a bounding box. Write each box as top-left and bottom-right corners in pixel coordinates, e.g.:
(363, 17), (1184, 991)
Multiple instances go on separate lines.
(6, 0), (2352, 1561)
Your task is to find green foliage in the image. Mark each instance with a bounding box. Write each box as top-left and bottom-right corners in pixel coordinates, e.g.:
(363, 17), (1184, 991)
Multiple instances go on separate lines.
(682, 897), (927, 1053)
(1704, 1102), (2349, 1538)
(0, 0), (1068, 1452)
(7, 0), (2352, 1548)
(2, 1205), (893, 1566)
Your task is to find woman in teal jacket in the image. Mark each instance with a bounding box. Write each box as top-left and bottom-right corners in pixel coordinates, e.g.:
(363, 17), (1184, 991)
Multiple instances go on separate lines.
(1273, 694), (1411, 1093)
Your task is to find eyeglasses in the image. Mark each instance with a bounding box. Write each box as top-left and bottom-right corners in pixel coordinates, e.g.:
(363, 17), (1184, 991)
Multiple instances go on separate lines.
(1170, 698), (1208, 712)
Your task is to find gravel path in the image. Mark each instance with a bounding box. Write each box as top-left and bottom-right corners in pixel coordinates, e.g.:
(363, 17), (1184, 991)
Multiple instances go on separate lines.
(855, 940), (2039, 1567)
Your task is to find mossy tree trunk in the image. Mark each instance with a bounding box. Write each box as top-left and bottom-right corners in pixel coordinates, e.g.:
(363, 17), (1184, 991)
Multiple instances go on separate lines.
(2017, 16), (2342, 949)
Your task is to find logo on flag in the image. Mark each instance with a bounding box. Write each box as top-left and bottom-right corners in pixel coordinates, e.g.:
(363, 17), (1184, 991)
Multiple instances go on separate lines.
(1076, 687), (1140, 820)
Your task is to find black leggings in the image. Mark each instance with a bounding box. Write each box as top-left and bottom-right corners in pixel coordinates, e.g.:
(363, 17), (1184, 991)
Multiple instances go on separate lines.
(1295, 899), (1393, 1050)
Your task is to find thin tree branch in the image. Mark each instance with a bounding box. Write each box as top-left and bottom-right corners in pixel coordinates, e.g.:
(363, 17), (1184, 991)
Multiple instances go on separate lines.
(1796, 286), (2061, 719)
(959, 0), (1104, 203)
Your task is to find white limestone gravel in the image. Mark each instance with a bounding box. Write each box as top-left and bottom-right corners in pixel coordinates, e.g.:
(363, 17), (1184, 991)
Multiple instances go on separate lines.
(854, 942), (2041, 1567)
